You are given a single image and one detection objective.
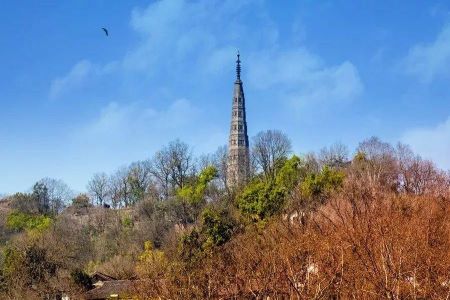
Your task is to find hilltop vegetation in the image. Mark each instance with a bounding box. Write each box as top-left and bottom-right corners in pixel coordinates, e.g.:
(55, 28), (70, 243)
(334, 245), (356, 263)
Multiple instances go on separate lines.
(0, 132), (449, 299)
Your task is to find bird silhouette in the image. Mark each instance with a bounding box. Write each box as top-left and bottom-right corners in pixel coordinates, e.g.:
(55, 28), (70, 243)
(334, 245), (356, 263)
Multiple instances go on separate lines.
(102, 27), (109, 36)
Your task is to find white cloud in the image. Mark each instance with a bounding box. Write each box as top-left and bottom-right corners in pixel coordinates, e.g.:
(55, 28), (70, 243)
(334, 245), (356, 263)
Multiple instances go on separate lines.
(247, 49), (363, 108)
(39, 0), (367, 191)
(402, 117), (450, 170)
(51, 0), (361, 110)
(49, 60), (93, 99)
(49, 60), (118, 100)
(79, 98), (199, 140)
(402, 23), (450, 83)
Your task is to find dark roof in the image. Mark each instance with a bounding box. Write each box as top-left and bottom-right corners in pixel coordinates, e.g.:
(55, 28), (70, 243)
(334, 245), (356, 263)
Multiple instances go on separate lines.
(91, 272), (117, 282)
(85, 280), (138, 300)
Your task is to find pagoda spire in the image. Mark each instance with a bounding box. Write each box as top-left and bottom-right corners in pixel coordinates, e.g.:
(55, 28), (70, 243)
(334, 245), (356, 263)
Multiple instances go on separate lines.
(227, 52), (250, 188)
(236, 51), (241, 81)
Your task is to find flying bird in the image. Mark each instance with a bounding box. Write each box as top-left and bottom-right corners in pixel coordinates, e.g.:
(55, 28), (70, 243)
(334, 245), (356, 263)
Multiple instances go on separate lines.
(102, 27), (109, 36)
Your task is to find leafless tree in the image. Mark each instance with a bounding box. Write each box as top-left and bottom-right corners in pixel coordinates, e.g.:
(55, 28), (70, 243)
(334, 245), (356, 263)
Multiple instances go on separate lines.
(108, 168), (131, 208)
(87, 172), (109, 206)
(251, 130), (292, 179)
(36, 178), (73, 213)
(128, 160), (153, 204)
(150, 149), (172, 199)
(167, 139), (193, 189)
(354, 136), (397, 189)
(304, 152), (320, 174)
(212, 145), (228, 189)
(198, 145), (229, 190)
(395, 143), (447, 195)
(150, 140), (194, 198)
(318, 142), (349, 168)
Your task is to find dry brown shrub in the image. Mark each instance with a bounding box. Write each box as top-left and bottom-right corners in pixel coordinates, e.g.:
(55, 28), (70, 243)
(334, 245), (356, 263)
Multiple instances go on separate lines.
(150, 181), (450, 299)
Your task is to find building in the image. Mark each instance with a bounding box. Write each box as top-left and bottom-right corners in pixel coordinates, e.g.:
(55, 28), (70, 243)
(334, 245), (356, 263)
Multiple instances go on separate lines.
(84, 272), (138, 300)
(227, 53), (250, 188)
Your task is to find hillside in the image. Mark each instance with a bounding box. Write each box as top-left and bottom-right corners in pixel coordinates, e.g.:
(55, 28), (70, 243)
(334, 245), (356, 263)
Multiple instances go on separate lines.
(0, 137), (449, 299)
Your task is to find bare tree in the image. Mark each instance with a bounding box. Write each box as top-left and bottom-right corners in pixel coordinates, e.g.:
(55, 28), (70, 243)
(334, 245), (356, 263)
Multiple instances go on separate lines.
(197, 145), (229, 190)
(354, 136), (397, 189)
(167, 139), (193, 189)
(108, 168), (131, 208)
(251, 130), (292, 179)
(395, 143), (447, 195)
(150, 140), (194, 199)
(128, 160), (153, 205)
(212, 145), (228, 189)
(151, 149), (172, 199)
(87, 172), (109, 206)
(35, 178), (73, 214)
(318, 142), (349, 168)
(304, 152), (320, 174)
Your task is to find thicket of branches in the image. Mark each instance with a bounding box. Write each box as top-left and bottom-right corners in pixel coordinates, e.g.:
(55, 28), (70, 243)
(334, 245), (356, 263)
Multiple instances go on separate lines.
(0, 133), (449, 299)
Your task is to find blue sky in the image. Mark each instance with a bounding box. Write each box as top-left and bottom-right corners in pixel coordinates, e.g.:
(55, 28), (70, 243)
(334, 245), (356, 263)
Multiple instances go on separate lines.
(1, 0), (450, 194)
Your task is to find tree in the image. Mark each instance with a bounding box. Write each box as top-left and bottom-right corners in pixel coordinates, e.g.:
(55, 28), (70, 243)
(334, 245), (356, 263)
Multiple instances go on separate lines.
(87, 173), (109, 206)
(109, 168), (131, 208)
(127, 160), (152, 205)
(318, 142), (349, 169)
(252, 130), (292, 179)
(395, 143), (447, 195)
(353, 136), (397, 189)
(200, 207), (235, 247)
(176, 166), (218, 224)
(136, 241), (168, 279)
(167, 139), (194, 190)
(150, 149), (172, 199)
(34, 178), (73, 214)
(32, 182), (50, 214)
(9, 193), (40, 214)
(238, 156), (311, 221)
(178, 166), (218, 207)
(237, 180), (285, 221)
(150, 140), (194, 198)
(300, 166), (344, 209)
(197, 145), (228, 190)
(71, 194), (91, 209)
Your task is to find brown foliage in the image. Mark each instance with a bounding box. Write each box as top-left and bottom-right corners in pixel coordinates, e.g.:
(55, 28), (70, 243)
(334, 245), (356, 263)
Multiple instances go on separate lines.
(145, 177), (450, 299)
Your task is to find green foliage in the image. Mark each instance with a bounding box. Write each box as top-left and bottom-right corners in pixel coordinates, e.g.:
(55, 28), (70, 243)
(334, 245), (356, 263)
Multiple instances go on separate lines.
(238, 156), (305, 221)
(275, 155), (304, 190)
(301, 166), (344, 202)
(136, 241), (167, 278)
(174, 166), (219, 225)
(121, 215), (134, 229)
(177, 166), (218, 206)
(237, 181), (286, 221)
(200, 207), (235, 247)
(6, 212), (52, 233)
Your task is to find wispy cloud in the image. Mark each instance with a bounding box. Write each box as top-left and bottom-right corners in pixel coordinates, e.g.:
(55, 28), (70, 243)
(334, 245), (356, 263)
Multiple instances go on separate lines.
(49, 60), (118, 100)
(401, 22), (450, 83)
(402, 117), (450, 170)
(49, 60), (93, 100)
(49, 0), (364, 171)
(247, 49), (363, 109)
(50, 0), (362, 110)
(77, 98), (199, 141)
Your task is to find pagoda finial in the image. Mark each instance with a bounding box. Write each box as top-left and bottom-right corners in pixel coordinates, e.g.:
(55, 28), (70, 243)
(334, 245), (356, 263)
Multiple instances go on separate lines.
(236, 51), (241, 81)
